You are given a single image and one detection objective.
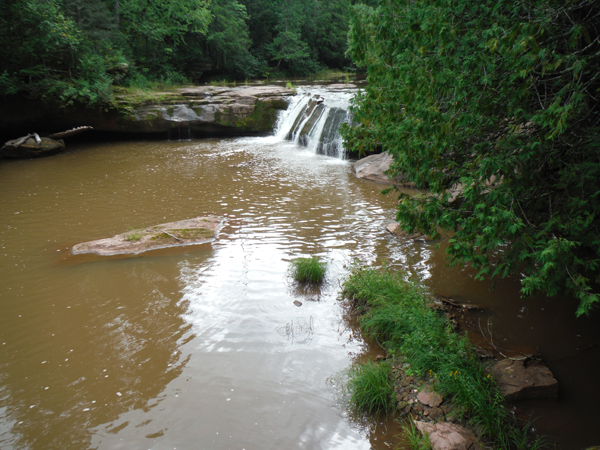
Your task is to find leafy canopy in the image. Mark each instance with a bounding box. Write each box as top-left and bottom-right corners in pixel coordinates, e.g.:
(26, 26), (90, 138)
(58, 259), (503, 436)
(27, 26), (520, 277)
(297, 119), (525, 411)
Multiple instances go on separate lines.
(342, 0), (600, 315)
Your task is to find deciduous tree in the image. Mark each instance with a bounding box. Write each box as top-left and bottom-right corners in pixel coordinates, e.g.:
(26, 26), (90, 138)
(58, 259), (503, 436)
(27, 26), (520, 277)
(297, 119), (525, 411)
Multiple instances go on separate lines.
(343, 0), (600, 315)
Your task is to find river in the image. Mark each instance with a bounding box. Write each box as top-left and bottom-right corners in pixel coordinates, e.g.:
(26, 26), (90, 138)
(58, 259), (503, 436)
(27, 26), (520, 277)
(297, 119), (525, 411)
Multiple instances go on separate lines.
(0, 89), (599, 450)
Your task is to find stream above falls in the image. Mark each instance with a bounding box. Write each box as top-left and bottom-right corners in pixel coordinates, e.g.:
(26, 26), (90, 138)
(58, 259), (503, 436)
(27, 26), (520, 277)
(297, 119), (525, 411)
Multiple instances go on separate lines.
(0, 86), (599, 450)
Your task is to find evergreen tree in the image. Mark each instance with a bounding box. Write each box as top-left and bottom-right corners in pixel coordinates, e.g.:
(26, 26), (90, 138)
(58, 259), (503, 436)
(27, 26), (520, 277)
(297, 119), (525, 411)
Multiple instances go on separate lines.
(266, 0), (311, 71)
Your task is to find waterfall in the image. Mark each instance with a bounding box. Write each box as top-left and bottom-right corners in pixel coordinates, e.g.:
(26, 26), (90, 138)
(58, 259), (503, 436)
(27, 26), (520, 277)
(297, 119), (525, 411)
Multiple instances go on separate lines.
(274, 87), (354, 159)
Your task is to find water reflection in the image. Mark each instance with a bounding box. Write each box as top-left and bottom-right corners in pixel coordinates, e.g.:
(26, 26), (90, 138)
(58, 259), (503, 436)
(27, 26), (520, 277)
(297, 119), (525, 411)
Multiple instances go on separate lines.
(0, 255), (191, 449)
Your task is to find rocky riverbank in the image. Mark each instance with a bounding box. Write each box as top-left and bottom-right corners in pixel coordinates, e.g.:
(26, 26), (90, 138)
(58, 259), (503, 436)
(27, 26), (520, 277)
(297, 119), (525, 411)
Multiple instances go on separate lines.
(0, 85), (294, 142)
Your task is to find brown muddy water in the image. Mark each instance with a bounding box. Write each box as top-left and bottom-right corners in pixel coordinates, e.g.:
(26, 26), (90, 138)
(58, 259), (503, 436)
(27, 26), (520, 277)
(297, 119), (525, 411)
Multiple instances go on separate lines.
(0, 136), (599, 450)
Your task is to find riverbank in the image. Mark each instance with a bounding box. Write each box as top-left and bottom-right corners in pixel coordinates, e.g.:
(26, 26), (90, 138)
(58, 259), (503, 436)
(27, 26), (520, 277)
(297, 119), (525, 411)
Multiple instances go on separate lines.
(340, 265), (546, 449)
(0, 84), (295, 144)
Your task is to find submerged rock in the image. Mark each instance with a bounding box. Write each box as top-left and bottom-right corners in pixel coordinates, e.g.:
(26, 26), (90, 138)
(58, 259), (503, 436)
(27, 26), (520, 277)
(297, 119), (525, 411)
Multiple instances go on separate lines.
(72, 216), (221, 256)
(415, 421), (482, 450)
(491, 359), (558, 400)
(386, 223), (431, 241)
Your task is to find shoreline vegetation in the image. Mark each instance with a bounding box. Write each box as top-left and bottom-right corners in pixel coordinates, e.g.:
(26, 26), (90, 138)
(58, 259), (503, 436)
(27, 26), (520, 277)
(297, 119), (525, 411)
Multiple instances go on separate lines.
(339, 264), (544, 450)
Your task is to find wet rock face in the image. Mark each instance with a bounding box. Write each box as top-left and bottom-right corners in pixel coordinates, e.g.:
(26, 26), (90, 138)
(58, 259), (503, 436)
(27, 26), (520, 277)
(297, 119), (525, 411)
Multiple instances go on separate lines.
(415, 421), (482, 450)
(491, 359), (558, 401)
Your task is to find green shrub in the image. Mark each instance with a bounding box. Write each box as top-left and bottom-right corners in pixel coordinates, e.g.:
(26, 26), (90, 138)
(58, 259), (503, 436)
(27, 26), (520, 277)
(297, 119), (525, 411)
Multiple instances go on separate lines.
(289, 257), (326, 284)
(347, 360), (394, 414)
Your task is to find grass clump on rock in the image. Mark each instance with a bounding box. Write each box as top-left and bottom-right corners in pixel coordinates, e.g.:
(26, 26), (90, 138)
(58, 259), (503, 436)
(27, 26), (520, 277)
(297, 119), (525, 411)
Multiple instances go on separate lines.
(289, 257), (326, 284)
(124, 228), (144, 242)
(346, 360), (394, 414)
(340, 265), (544, 449)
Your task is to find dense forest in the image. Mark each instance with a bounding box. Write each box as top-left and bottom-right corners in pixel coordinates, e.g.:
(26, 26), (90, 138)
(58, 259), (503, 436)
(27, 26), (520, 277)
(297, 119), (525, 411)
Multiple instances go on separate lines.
(342, 0), (600, 315)
(0, 0), (373, 106)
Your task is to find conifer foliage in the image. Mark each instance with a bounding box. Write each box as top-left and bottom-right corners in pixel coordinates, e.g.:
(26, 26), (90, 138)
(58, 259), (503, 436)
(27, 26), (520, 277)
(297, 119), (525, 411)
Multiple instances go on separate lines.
(342, 0), (600, 315)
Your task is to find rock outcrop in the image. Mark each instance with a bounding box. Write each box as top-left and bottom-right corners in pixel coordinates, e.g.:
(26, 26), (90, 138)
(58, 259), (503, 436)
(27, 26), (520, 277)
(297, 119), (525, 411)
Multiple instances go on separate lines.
(491, 359), (558, 400)
(0, 85), (294, 140)
(72, 216), (222, 256)
(352, 152), (414, 186)
(110, 85), (293, 135)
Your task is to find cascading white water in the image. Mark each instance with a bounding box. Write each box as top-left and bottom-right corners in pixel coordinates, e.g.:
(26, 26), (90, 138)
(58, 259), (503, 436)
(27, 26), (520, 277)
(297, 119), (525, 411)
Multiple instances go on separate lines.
(274, 86), (355, 159)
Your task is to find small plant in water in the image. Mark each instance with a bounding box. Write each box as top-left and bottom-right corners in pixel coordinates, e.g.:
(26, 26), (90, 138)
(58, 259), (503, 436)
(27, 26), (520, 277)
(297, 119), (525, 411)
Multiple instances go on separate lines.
(286, 81), (296, 89)
(347, 360), (394, 414)
(289, 257), (326, 284)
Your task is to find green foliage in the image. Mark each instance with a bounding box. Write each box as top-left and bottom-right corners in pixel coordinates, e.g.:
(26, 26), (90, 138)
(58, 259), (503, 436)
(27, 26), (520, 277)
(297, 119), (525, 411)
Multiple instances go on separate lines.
(289, 257), (327, 284)
(266, 0), (311, 70)
(342, 0), (600, 315)
(346, 360), (394, 414)
(341, 265), (544, 449)
(205, 0), (258, 78)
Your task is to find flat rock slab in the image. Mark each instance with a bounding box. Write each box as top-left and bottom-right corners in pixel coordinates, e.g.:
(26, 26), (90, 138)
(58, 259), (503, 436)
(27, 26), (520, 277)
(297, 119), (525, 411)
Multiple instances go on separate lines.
(415, 421), (482, 450)
(352, 152), (414, 186)
(72, 216), (221, 256)
(178, 85), (294, 98)
(491, 359), (558, 401)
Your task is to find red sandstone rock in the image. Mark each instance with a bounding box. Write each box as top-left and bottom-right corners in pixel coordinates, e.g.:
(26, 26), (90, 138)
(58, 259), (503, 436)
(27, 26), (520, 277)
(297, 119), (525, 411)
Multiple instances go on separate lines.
(417, 386), (444, 408)
(491, 359), (558, 401)
(415, 421), (482, 450)
(352, 152), (415, 186)
(71, 216), (222, 256)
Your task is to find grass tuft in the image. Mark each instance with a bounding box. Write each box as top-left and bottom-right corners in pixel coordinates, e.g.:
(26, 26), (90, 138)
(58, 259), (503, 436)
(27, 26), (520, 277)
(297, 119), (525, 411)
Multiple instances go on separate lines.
(124, 228), (144, 242)
(347, 360), (394, 414)
(289, 257), (326, 284)
(402, 420), (433, 450)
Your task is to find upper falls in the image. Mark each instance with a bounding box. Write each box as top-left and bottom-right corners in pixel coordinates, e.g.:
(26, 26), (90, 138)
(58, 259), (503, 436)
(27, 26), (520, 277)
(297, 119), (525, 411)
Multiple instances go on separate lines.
(274, 86), (355, 159)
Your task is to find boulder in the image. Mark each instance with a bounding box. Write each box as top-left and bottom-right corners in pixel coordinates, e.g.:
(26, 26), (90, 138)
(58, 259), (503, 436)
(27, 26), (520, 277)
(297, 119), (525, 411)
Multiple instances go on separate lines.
(352, 152), (414, 186)
(415, 421), (482, 450)
(417, 386), (444, 408)
(491, 359), (558, 401)
(72, 216), (222, 256)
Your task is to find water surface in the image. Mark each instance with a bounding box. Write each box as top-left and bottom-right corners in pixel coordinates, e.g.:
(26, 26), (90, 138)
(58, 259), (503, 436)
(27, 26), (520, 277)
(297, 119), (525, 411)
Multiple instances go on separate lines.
(0, 134), (598, 450)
